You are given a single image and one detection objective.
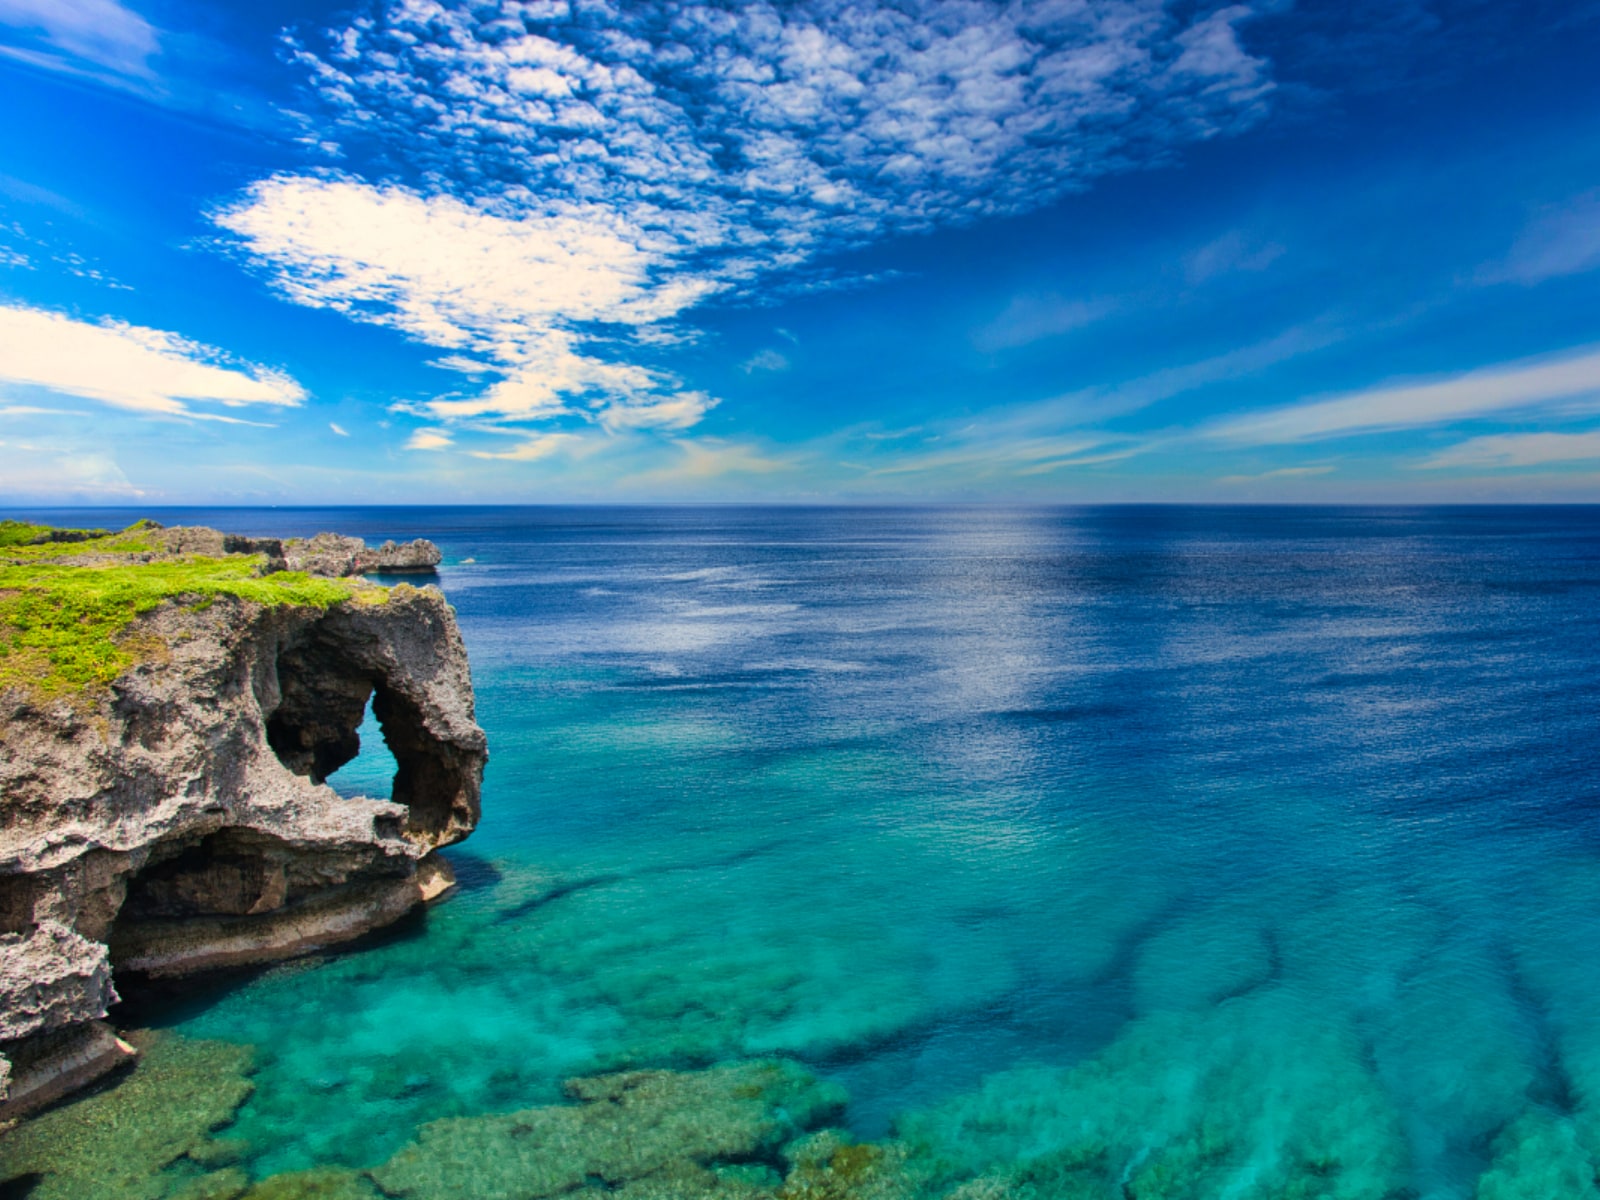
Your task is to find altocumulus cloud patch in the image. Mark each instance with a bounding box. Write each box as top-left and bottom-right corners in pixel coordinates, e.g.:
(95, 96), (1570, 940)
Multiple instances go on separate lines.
(215, 0), (1276, 443)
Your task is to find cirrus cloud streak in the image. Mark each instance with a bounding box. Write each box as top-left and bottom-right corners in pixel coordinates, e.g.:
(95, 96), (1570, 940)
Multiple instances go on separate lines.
(1207, 346), (1600, 444)
(1419, 431), (1600, 470)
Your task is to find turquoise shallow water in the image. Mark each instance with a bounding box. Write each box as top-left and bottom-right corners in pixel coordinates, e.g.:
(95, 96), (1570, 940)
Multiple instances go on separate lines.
(20, 505), (1600, 1199)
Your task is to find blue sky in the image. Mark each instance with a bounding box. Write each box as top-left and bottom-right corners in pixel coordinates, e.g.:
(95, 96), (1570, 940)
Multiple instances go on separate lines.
(1, 0), (1599, 503)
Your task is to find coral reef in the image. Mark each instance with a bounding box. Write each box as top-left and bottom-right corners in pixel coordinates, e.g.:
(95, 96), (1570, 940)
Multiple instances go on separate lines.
(1474, 1110), (1600, 1200)
(0, 1042), (913, 1200)
(0, 522), (485, 1116)
(371, 1059), (847, 1200)
(900, 986), (1411, 1200)
(0, 1029), (255, 1200)
(778, 1130), (932, 1200)
(235, 1169), (381, 1199)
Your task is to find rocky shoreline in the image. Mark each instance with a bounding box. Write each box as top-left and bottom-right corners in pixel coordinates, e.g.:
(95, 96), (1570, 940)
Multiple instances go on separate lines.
(0, 521), (486, 1121)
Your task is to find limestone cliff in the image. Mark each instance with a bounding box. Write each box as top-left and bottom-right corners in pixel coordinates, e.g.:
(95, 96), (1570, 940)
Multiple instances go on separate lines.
(0, 522), (486, 1120)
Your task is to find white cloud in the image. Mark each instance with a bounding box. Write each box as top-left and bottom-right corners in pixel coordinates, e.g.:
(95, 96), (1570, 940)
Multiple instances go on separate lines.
(0, 444), (141, 498)
(0, 0), (158, 78)
(1183, 229), (1285, 285)
(429, 341), (666, 423)
(187, 410), (277, 427)
(599, 391), (717, 433)
(0, 207), (131, 285)
(216, 176), (713, 428)
(427, 355), (495, 376)
(1491, 191), (1600, 285)
(330, 422), (350, 436)
(405, 428), (453, 451)
(1170, 5), (1269, 92)
(740, 349), (790, 374)
(1418, 431), (1600, 470)
(869, 435), (1109, 477)
(1014, 446), (1143, 474)
(0, 1), (288, 131)
(0, 303), (305, 417)
(996, 319), (1344, 429)
(974, 293), (1114, 352)
(1216, 465), (1334, 484)
(639, 438), (794, 483)
(468, 432), (576, 461)
(292, 0), (1273, 251)
(1208, 346), (1600, 444)
(216, 0), (1280, 441)
(216, 177), (702, 348)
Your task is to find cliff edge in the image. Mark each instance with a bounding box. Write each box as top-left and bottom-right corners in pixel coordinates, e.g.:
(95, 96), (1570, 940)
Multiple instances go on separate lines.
(0, 520), (487, 1120)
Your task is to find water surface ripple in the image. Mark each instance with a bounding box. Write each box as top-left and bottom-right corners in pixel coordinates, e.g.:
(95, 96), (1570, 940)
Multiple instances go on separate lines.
(35, 505), (1600, 1198)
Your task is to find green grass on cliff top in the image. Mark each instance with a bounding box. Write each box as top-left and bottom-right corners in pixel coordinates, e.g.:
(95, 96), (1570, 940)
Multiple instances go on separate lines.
(0, 519), (66, 547)
(0, 521), (380, 702)
(0, 517), (171, 561)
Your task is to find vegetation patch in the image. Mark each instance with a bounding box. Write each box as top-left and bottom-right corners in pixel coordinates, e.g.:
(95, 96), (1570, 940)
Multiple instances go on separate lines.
(0, 519), (67, 548)
(0, 521), (381, 703)
(0, 518), (157, 560)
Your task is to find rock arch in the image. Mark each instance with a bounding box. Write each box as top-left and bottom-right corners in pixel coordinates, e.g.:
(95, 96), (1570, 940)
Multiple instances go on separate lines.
(0, 573), (486, 1118)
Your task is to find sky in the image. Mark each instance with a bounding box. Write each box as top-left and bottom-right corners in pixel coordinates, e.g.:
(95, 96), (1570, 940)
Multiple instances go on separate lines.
(1, 0), (1600, 503)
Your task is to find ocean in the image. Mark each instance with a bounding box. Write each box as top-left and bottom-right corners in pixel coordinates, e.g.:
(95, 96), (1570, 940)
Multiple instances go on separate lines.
(16, 504), (1600, 1198)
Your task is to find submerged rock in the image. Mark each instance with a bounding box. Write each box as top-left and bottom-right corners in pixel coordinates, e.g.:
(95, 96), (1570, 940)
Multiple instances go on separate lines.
(371, 1059), (847, 1200)
(900, 986), (1411, 1200)
(0, 1029), (255, 1200)
(1475, 1109), (1600, 1200)
(779, 1130), (933, 1200)
(0, 523), (486, 1116)
(238, 1168), (381, 1199)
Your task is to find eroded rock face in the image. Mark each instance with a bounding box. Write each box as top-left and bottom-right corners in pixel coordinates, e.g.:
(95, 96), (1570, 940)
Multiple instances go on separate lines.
(159, 527), (287, 565)
(283, 533), (443, 577)
(0, 530), (485, 1118)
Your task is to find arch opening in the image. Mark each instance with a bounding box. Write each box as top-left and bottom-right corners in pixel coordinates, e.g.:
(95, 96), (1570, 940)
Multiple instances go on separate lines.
(322, 698), (401, 802)
(263, 623), (476, 847)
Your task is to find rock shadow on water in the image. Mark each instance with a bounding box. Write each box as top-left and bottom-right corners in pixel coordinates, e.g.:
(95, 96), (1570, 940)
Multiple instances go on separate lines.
(493, 874), (626, 925)
(110, 904), (437, 1031)
(437, 851), (504, 895)
(490, 839), (789, 926)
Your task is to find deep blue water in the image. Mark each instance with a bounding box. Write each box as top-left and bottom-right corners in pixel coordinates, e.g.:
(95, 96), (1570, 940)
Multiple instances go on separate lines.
(19, 505), (1600, 1198)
